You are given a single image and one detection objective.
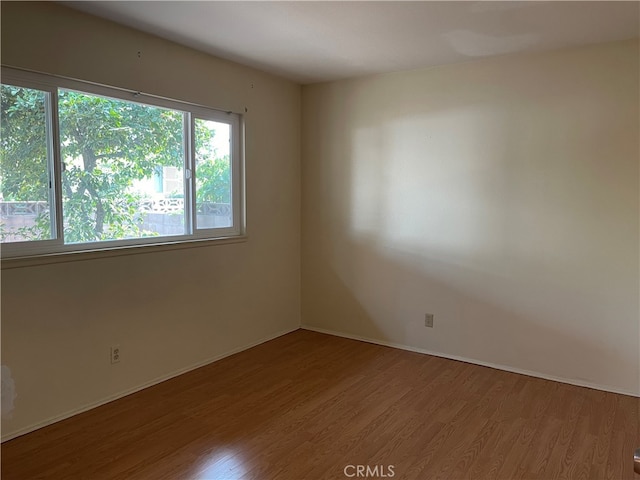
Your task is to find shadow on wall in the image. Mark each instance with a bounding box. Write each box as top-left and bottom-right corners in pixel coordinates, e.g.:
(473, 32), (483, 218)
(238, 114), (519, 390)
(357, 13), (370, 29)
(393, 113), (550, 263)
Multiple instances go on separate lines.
(302, 47), (639, 395)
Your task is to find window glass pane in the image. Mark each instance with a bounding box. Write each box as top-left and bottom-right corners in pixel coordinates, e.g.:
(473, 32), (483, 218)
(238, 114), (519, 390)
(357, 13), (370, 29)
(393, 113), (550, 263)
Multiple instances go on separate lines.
(0, 84), (54, 242)
(195, 118), (232, 229)
(58, 89), (185, 243)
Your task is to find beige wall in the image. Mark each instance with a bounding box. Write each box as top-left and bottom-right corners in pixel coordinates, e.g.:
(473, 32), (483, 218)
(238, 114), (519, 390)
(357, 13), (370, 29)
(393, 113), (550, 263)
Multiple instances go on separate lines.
(1, 2), (301, 439)
(302, 40), (639, 396)
(2, 1), (638, 442)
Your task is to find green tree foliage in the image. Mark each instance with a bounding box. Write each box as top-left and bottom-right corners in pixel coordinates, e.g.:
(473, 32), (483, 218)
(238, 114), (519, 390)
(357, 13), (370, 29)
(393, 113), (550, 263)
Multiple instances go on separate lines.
(0, 85), (52, 241)
(1, 86), (230, 243)
(0, 86), (49, 202)
(195, 119), (230, 205)
(58, 89), (184, 242)
(196, 156), (230, 204)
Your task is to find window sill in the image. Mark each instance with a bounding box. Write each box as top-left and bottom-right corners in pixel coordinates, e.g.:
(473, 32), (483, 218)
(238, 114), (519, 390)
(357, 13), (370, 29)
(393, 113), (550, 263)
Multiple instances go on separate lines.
(1, 235), (248, 269)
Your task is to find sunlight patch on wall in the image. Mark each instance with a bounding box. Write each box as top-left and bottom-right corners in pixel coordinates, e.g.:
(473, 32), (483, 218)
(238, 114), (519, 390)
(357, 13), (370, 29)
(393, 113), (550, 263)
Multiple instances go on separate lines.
(348, 106), (509, 269)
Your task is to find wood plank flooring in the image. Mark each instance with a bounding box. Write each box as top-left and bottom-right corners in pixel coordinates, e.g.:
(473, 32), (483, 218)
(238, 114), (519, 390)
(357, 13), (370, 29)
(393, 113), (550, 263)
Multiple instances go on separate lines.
(2, 329), (638, 479)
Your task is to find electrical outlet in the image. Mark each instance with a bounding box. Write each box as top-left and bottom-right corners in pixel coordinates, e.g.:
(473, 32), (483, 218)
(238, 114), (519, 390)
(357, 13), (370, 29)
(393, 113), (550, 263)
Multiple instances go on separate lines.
(425, 313), (434, 328)
(111, 345), (121, 364)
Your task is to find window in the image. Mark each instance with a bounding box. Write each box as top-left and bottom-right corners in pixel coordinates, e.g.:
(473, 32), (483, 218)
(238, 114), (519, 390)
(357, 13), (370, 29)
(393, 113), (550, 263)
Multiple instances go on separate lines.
(0, 68), (243, 259)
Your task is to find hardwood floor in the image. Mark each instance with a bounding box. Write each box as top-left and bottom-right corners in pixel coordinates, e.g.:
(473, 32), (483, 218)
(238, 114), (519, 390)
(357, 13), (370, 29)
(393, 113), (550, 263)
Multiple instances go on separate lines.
(2, 330), (638, 479)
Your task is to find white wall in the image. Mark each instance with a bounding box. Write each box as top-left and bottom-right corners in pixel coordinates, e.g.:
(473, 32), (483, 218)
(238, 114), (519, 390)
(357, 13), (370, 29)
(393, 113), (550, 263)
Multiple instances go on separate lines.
(1, 2), (301, 439)
(302, 40), (639, 396)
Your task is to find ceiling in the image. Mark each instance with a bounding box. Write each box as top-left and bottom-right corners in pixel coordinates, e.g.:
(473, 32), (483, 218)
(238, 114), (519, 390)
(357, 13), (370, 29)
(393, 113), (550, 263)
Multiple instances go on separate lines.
(64, 1), (639, 84)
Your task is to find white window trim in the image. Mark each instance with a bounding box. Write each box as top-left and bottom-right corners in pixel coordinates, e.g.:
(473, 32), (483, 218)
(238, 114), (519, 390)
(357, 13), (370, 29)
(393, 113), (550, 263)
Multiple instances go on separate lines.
(0, 67), (246, 263)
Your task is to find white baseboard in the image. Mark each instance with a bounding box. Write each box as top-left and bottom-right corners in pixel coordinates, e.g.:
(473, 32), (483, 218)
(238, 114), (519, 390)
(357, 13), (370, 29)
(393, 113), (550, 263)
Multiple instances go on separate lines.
(5, 324), (636, 443)
(301, 325), (640, 398)
(1, 326), (299, 443)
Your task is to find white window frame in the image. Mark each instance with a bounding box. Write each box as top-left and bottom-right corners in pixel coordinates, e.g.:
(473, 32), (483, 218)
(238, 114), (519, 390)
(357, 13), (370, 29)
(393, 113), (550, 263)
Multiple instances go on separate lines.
(1, 67), (245, 260)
